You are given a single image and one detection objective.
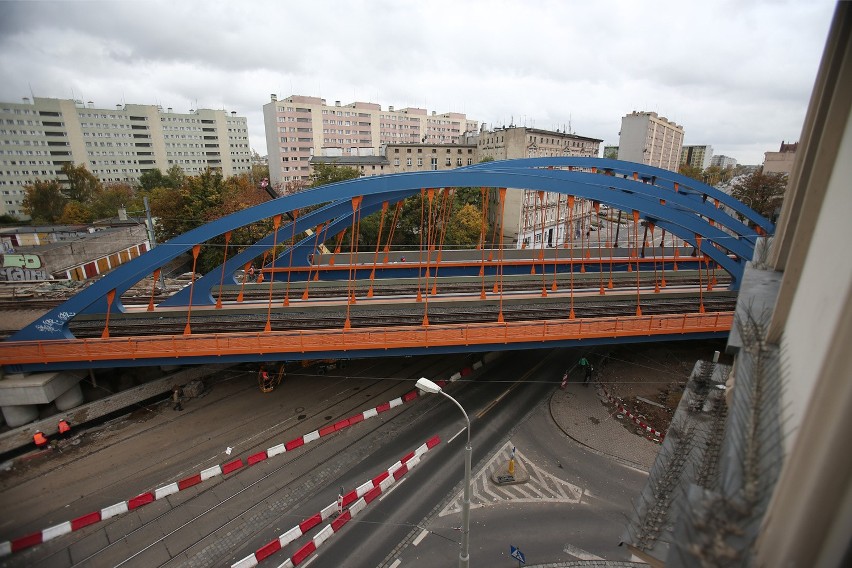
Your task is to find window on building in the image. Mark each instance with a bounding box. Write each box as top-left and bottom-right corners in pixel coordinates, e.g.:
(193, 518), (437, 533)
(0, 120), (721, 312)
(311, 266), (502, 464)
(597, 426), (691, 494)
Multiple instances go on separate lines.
(445, 158), (451, 166)
(406, 158), (412, 166)
(431, 157), (438, 170)
(394, 158), (400, 166)
(417, 158), (423, 166)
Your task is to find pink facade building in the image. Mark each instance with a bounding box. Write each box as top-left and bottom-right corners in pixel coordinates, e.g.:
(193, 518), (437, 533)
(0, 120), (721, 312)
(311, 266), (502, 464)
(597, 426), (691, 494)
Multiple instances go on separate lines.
(263, 94), (477, 187)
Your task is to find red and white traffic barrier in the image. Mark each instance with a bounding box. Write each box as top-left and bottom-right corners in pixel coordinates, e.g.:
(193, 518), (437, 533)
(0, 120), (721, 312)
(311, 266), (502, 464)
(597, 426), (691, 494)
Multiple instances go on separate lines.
(231, 435), (441, 568)
(0, 357), (488, 558)
(0, 390), (418, 557)
(600, 384), (666, 440)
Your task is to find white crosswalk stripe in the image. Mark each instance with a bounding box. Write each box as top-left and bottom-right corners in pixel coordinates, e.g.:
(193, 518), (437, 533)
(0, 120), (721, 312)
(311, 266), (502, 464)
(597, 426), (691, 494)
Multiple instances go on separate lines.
(439, 441), (583, 516)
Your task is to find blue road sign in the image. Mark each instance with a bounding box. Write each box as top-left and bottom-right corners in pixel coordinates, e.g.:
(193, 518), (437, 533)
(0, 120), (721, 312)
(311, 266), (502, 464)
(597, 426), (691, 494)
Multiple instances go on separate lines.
(511, 545), (526, 564)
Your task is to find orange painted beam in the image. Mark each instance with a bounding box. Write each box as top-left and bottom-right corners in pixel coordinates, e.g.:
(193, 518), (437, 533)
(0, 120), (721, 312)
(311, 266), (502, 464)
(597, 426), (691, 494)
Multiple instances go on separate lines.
(0, 312), (733, 366)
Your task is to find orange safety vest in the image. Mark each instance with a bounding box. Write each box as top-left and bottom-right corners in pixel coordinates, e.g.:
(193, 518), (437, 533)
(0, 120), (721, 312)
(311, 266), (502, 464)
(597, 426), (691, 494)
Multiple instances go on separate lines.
(58, 420), (71, 434)
(33, 431), (48, 447)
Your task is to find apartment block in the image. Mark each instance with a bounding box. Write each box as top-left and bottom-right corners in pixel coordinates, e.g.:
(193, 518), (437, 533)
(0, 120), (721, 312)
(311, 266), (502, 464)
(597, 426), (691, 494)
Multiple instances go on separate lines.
(617, 111), (684, 172)
(680, 144), (714, 170)
(0, 97), (251, 218)
(263, 94), (478, 187)
(710, 154), (738, 168)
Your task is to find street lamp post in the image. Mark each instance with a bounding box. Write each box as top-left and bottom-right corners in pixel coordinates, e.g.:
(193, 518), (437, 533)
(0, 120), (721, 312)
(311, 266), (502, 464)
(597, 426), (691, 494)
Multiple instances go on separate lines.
(416, 377), (472, 568)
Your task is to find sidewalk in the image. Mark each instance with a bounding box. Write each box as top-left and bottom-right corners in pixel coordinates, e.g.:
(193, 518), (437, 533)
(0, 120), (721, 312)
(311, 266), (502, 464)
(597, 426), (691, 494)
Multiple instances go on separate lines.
(549, 381), (659, 471)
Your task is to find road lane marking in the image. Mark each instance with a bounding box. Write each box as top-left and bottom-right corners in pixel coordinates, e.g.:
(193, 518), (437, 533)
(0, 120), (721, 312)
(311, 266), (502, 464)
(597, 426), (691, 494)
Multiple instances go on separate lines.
(389, 559), (402, 568)
(474, 351), (557, 419)
(379, 477), (407, 501)
(413, 529), (429, 546)
(439, 441), (583, 516)
(447, 427), (466, 444)
(302, 554), (319, 567)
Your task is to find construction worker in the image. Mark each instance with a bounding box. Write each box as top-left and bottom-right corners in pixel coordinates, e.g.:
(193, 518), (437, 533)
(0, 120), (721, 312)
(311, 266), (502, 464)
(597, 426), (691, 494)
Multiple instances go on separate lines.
(560, 369), (569, 390)
(58, 419), (71, 438)
(260, 367), (272, 391)
(33, 430), (48, 448)
(579, 357), (593, 385)
(172, 385), (184, 411)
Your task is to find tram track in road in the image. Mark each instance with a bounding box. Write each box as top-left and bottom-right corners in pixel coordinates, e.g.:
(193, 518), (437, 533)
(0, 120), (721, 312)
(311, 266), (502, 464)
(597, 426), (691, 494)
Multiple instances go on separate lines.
(70, 361), (453, 568)
(1, 356), (464, 568)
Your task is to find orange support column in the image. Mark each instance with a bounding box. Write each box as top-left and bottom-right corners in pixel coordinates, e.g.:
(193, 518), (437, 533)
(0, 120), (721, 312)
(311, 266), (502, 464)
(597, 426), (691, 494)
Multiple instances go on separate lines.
(215, 231), (232, 309)
(101, 289), (116, 339)
(633, 211), (642, 317)
(148, 268), (161, 311)
(263, 215), (282, 333)
(184, 244), (202, 335)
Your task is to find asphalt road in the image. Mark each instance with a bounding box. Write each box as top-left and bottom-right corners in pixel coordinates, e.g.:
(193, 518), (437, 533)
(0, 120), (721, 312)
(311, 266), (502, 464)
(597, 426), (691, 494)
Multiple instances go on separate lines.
(1, 348), (649, 568)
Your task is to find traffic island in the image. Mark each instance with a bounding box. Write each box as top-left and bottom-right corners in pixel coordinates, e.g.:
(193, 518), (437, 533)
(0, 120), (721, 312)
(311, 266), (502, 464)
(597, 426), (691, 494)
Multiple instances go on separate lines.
(490, 458), (529, 486)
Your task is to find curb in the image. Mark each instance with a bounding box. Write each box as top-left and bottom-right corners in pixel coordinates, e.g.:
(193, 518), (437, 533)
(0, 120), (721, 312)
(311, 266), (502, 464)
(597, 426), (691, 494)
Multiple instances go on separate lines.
(548, 388), (648, 471)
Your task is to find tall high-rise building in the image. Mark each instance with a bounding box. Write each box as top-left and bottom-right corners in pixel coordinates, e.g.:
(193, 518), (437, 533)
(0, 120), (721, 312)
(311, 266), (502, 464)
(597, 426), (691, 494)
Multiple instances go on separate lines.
(263, 94), (478, 187)
(680, 144), (714, 170)
(0, 97), (252, 218)
(617, 111), (684, 172)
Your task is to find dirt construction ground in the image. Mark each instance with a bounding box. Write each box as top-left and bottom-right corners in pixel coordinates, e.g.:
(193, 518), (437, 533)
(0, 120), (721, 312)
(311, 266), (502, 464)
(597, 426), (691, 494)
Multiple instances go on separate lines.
(593, 339), (730, 438)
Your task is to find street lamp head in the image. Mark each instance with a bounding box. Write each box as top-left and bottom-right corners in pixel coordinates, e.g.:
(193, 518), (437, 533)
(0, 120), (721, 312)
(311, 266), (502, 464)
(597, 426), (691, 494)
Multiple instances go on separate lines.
(416, 377), (443, 394)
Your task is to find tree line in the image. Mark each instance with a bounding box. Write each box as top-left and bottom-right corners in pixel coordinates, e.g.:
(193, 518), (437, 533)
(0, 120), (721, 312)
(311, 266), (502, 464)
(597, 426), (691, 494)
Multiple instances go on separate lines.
(18, 162), (490, 273)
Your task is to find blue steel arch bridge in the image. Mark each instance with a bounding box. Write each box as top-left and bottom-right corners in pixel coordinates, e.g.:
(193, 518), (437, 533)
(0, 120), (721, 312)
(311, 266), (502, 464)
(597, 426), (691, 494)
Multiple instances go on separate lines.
(0, 158), (772, 373)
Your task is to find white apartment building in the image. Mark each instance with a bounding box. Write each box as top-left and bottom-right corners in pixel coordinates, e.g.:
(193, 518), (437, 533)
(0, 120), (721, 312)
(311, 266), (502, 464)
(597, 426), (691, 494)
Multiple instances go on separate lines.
(680, 144), (714, 170)
(617, 111), (684, 172)
(263, 94), (478, 186)
(0, 97), (252, 218)
(710, 154), (738, 168)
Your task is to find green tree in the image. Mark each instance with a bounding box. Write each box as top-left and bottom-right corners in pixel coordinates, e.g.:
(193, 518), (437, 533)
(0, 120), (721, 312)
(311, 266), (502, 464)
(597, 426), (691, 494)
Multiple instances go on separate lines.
(309, 163), (361, 187)
(165, 164), (186, 189)
(137, 169), (168, 192)
(730, 167), (787, 219)
(679, 163), (703, 182)
(88, 182), (139, 221)
(22, 179), (66, 223)
(61, 162), (102, 202)
(446, 203), (483, 247)
(58, 201), (92, 224)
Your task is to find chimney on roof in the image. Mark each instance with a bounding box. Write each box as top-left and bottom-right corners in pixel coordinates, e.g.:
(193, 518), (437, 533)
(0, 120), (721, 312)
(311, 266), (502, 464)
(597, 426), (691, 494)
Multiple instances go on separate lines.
(231, 111), (236, 116)
(116, 104), (122, 110)
(335, 101), (341, 107)
(271, 93), (277, 102)
(167, 107), (172, 113)
(87, 101), (94, 108)
(389, 105), (394, 112)
(22, 97), (30, 104)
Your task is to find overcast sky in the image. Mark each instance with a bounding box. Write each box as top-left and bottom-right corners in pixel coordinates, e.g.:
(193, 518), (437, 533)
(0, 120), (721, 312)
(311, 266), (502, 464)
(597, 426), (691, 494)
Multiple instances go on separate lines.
(0, 0), (837, 165)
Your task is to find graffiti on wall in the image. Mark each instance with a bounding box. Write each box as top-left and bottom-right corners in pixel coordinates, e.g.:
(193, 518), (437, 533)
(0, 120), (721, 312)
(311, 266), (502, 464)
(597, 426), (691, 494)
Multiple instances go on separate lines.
(1, 254), (43, 268)
(0, 267), (50, 281)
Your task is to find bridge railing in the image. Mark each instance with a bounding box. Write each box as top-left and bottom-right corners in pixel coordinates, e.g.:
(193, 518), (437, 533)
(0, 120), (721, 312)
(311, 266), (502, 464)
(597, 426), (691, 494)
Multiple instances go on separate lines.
(0, 312), (733, 366)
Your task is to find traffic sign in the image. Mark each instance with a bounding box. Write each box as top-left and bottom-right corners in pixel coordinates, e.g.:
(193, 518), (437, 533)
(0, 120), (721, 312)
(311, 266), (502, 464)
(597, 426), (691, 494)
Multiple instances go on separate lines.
(510, 545), (526, 564)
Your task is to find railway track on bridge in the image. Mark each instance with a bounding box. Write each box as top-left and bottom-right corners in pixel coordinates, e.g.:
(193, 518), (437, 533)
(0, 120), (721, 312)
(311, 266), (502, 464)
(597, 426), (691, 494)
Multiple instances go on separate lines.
(69, 293), (735, 338)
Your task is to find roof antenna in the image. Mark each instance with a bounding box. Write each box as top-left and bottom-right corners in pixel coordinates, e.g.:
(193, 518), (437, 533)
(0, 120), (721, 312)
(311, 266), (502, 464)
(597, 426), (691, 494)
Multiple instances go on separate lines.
(568, 114), (572, 134)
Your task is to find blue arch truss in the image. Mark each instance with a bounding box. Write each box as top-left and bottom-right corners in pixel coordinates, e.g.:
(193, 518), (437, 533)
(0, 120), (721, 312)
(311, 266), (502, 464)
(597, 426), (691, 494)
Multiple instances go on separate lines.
(10, 158), (772, 342)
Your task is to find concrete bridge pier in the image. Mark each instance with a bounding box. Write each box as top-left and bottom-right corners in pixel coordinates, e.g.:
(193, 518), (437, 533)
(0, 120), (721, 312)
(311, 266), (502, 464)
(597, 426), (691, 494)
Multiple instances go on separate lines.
(0, 369), (85, 427)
